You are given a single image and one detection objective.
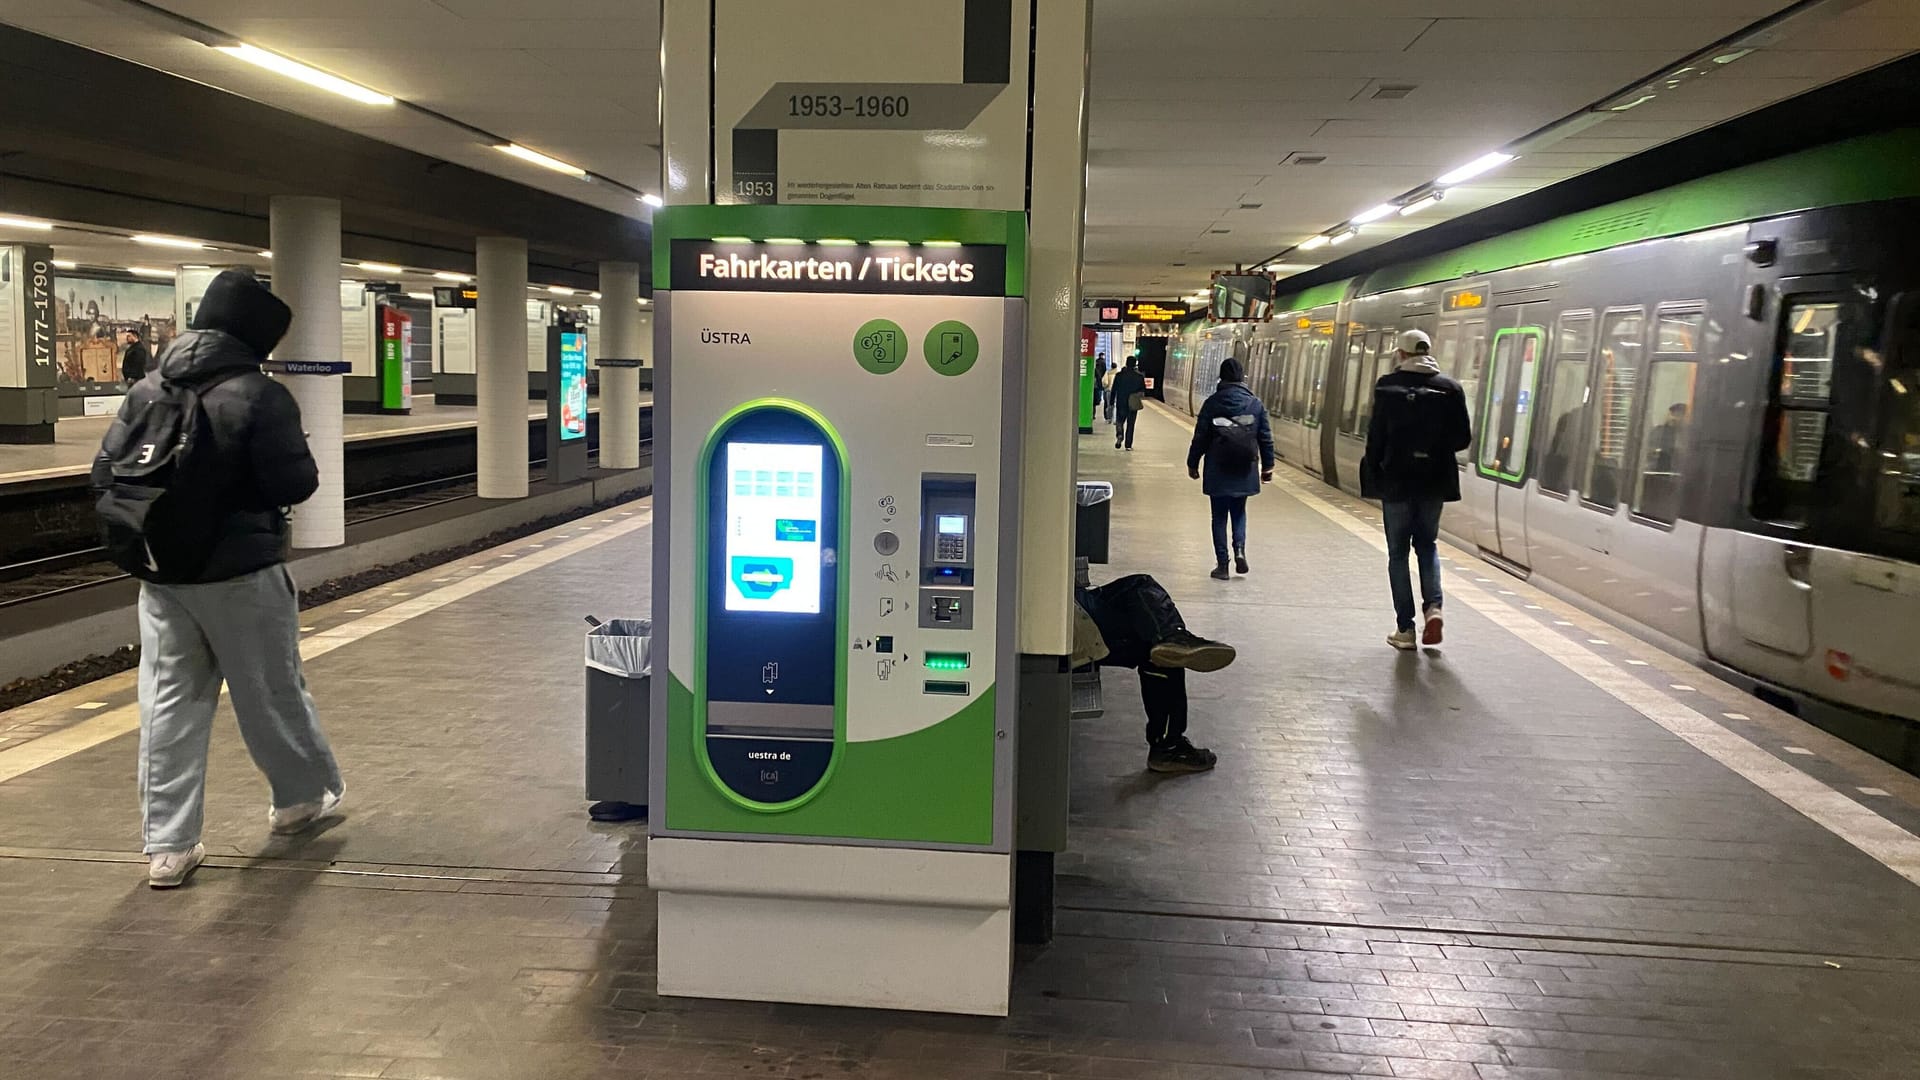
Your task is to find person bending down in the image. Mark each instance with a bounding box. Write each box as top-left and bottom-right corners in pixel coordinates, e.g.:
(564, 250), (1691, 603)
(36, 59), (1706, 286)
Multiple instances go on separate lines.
(1074, 572), (1235, 774)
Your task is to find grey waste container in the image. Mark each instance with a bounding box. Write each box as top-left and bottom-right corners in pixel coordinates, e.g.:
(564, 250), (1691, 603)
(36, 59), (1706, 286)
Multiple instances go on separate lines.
(1075, 480), (1113, 563)
(585, 618), (651, 820)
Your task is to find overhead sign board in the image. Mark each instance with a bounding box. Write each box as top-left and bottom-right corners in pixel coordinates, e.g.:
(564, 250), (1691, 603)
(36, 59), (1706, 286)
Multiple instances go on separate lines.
(1123, 301), (1186, 323)
(670, 240), (1007, 296)
(712, 1), (1030, 210)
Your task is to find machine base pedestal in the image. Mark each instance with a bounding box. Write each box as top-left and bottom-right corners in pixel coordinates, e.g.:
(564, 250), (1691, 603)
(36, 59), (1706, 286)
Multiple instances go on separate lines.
(651, 837), (1011, 1015)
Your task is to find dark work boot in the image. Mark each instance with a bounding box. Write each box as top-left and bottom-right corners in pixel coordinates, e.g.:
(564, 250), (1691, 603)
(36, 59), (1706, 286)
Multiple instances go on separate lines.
(1149, 629), (1237, 673)
(1148, 736), (1217, 775)
(1234, 548), (1250, 575)
(1210, 563), (1230, 581)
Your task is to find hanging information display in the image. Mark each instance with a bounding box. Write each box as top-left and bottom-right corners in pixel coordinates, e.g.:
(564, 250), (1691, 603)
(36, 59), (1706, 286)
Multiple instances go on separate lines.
(710, 1), (1029, 210)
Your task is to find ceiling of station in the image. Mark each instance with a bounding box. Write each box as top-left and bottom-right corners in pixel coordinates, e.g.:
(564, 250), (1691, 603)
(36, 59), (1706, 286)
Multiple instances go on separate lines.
(0, 0), (660, 221)
(0, 1), (1915, 303)
(1083, 0), (1920, 298)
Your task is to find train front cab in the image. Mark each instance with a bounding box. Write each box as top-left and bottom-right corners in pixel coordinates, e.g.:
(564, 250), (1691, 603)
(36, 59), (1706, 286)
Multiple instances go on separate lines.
(1701, 209), (1920, 736)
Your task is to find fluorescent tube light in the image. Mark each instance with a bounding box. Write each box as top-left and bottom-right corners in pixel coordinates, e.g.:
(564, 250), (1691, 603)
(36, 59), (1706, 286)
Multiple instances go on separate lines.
(1328, 229), (1358, 246)
(257, 250), (272, 258)
(128, 267), (176, 278)
(639, 193), (665, 208)
(357, 261), (405, 274)
(405, 292), (433, 301)
(0, 215), (54, 231)
(1351, 203), (1398, 224)
(1299, 235), (1331, 251)
(1399, 193), (1443, 216)
(494, 143), (588, 178)
(548, 285), (575, 295)
(433, 271), (471, 282)
(133, 234), (206, 250)
(51, 259), (77, 269)
(590, 292), (602, 300)
(1436, 151), (1515, 186)
(213, 44), (395, 106)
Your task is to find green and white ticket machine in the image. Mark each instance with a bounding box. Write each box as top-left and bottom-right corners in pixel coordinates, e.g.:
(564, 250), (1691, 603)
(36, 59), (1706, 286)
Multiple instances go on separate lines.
(648, 206), (1026, 1015)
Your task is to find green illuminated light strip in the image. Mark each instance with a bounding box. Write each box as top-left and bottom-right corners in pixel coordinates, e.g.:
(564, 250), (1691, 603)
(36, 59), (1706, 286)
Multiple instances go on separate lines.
(924, 651), (971, 671)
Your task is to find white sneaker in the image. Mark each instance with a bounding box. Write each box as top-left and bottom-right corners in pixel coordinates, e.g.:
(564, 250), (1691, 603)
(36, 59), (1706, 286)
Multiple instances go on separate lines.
(1422, 609), (1444, 646)
(268, 788), (343, 835)
(148, 843), (205, 889)
(1386, 629), (1417, 651)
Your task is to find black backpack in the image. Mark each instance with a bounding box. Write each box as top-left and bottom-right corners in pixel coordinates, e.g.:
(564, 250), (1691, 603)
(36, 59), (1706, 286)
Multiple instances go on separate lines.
(96, 373), (238, 583)
(1211, 416), (1260, 469)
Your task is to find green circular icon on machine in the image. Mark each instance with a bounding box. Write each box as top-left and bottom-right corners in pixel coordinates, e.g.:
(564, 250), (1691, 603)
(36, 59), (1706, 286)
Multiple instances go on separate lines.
(854, 318), (907, 374)
(923, 320), (979, 377)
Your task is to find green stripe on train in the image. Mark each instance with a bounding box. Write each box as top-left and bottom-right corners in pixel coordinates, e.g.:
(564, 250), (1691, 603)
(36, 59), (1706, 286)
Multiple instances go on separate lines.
(1356, 128), (1920, 295)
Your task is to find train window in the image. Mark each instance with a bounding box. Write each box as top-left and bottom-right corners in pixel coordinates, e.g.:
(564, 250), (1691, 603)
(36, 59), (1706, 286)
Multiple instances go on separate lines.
(1269, 339), (1291, 416)
(1656, 310), (1704, 354)
(1477, 328), (1544, 482)
(1874, 295), (1920, 537)
(1455, 320), (1488, 465)
(1580, 309), (1646, 509)
(1631, 362), (1697, 524)
(1539, 312), (1594, 496)
(1340, 333), (1367, 434)
(1355, 331), (1391, 435)
(1753, 301), (1842, 526)
(1304, 336), (1331, 427)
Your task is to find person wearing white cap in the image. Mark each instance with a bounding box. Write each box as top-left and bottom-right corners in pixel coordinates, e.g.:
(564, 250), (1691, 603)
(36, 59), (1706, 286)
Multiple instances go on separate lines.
(1358, 328), (1473, 651)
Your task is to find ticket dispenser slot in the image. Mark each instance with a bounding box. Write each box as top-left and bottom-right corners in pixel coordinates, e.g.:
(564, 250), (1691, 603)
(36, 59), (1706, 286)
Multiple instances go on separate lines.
(701, 406), (841, 805)
(919, 474), (976, 630)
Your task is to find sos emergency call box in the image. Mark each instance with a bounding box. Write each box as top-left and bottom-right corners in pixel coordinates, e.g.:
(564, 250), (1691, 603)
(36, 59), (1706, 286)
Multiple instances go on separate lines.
(647, 206), (1025, 1015)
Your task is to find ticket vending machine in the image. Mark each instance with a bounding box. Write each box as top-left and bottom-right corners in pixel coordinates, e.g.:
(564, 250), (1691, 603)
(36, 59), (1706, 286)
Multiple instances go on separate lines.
(648, 206), (1024, 1015)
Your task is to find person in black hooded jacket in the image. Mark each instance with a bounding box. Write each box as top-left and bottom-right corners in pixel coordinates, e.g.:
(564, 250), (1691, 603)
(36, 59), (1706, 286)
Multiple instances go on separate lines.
(93, 269), (342, 889)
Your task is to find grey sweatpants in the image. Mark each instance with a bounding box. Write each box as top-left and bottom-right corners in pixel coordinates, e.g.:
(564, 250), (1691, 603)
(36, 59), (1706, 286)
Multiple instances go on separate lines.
(137, 564), (342, 854)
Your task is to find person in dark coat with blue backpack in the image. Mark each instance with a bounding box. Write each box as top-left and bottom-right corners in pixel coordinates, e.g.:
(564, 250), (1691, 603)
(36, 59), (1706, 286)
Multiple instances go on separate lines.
(1187, 357), (1275, 580)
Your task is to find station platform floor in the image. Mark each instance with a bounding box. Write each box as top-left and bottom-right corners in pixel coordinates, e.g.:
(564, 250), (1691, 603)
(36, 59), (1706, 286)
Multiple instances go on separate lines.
(3, 402), (1920, 1079)
(0, 392), (646, 487)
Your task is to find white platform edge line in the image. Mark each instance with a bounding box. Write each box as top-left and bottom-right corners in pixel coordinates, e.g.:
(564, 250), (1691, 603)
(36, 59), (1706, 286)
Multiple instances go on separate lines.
(0, 508), (652, 785)
(1272, 472), (1920, 890)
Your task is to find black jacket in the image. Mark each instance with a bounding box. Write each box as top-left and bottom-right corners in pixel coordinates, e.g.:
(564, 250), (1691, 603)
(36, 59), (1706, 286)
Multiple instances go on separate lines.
(1360, 365), (1473, 503)
(92, 330), (319, 583)
(1111, 367), (1147, 412)
(1187, 380), (1275, 497)
(120, 340), (151, 383)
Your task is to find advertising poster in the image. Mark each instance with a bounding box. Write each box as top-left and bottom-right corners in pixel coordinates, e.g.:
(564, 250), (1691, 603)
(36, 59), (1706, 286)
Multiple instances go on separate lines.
(711, 0), (1029, 210)
(558, 331), (588, 441)
(55, 276), (176, 394)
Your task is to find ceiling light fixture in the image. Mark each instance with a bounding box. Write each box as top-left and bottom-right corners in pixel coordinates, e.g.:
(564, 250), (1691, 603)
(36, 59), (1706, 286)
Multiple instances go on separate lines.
(590, 292), (603, 300)
(433, 271), (471, 282)
(639, 193), (665, 208)
(213, 44), (395, 106)
(1398, 192), (1443, 216)
(548, 285), (575, 295)
(1436, 151), (1515, 186)
(1328, 229), (1358, 246)
(405, 291), (433, 301)
(494, 143), (588, 178)
(51, 259), (77, 269)
(257, 250), (272, 258)
(133, 234), (206, 250)
(1350, 203), (1399, 224)
(0, 215), (55, 231)
(128, 267), (176, 278)
(1299, 235), (1331, 251)
(357, 261), (405, 274)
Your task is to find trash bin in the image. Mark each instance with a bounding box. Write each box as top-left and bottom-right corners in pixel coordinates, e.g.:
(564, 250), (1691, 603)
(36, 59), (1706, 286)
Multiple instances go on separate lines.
(1075, 480), (1113, 563)
(584, 617), (651, 821)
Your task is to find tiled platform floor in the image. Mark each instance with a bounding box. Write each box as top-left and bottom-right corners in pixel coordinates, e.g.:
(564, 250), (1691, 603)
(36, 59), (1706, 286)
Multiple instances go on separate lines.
(2, 403), (1918, 1079)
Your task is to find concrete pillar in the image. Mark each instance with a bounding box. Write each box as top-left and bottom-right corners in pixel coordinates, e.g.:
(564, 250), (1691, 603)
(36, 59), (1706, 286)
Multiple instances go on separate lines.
(476, 237), (529, 499)
(597, 261), (643, 470)
(269, 196), (345, 549)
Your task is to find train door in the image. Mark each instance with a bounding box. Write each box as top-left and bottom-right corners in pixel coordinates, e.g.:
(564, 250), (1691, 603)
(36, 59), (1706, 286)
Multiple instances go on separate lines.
(1475, 303), (1548, 564)
(1300, 318), (1335, 476)
(1730, 277), (1861, 657)
(1435, 292), (1490, 547)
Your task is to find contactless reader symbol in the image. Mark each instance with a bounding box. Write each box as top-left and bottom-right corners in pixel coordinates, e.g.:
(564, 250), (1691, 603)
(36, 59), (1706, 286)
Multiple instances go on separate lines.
(875, 563), (900, 583)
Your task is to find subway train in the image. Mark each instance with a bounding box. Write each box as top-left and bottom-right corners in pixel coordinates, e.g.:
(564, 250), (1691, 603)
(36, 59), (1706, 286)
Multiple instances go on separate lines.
(1161, 129), (1920, 760)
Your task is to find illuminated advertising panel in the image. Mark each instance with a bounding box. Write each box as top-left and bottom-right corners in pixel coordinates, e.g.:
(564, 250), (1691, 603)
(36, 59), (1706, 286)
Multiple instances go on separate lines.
(559, 331), (588, 441)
